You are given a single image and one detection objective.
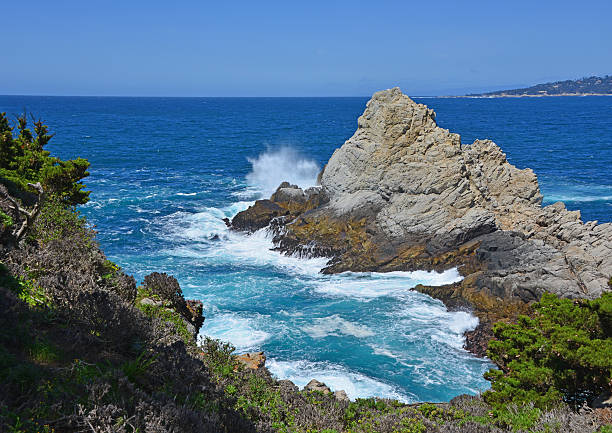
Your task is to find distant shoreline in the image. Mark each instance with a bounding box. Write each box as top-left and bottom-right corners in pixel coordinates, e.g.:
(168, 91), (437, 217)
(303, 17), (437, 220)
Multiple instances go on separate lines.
(447, 93), (612, 99)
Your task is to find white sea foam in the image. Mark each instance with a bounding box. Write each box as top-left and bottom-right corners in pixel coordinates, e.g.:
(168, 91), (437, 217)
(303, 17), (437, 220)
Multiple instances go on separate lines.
(176, 192), (197, 196)
(391, 300), (479, 351)
(448, 311), (479, 334)
(313, 269), (463, 299)
(200, 312), (271, 352)
(162, 201), (253, 242)
(203, 229), (329, 276)
(546, 194), (612, 203)
(369, 345), (408, 363)
(246, 147), (320, 197)
(266, 358), (414, 402)
(302, 315), (375, 339)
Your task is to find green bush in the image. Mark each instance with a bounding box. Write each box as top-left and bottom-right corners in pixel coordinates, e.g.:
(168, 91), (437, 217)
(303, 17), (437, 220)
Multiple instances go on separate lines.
(0, 210), (13, 228)
(29, 196), (92, 245)
(0, 111), (90, 206)
(484, 292), (612, 410)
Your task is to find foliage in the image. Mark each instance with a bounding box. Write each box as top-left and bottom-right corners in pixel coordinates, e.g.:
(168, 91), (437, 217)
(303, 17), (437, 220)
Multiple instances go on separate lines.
(136, 298), (194, 346)
(484, 292), (612, 410)
(201, 336), (237, 379)
(28, 196), (91, 245)
(120, 350), (157, 383)
(0, 210), (13, 228)
(0, 111), (90, 206)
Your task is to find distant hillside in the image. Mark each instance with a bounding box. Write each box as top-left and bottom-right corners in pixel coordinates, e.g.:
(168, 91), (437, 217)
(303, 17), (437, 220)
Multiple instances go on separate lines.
(468, 75), (612, 97)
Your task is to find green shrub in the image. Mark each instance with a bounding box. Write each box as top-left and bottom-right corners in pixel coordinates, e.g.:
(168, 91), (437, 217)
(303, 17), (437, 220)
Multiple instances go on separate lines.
(0, 112), (90, 206)
(121, 351), (157, 383)
(484, 292), (612, 410)
(28, 338), (62, 364)
(29, 196), (92, 246)
(200, 337), (237, 379)
(136, 301), (194, 346)
(0, 210), (13, 228)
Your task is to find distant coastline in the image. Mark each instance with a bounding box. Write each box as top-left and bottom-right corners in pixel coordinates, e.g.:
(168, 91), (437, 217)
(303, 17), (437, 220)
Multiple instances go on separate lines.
(463, 74), (612, 98)
(445, 93), (612, 98)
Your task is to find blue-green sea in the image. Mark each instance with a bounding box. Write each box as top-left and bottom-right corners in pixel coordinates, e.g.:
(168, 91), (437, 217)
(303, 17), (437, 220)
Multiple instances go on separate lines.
(1, 95), (610, 402)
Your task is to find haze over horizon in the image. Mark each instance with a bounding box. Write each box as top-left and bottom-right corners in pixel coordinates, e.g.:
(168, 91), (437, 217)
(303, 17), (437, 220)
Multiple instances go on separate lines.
(2, 0), (611, 97)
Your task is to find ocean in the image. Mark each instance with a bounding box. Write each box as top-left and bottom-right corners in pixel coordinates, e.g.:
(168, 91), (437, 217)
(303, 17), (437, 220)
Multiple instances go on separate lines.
(0, 95), (610, 403)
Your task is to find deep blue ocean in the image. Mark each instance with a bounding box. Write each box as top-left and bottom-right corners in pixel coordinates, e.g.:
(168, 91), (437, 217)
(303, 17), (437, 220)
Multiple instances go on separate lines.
(1, 95), (610, 403)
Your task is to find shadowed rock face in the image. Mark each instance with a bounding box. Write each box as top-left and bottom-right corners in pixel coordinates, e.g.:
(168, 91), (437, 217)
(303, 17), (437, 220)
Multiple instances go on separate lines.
(232, 88), (612, 350)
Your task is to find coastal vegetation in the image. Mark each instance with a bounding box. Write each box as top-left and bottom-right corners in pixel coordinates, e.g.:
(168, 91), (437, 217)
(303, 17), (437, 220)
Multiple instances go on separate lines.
(0, 116), (610, 432)
(484, 293), (612, 411)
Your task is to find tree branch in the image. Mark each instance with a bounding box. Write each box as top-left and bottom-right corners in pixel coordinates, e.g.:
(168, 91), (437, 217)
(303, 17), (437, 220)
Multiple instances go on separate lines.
(0, 182), (45, 244)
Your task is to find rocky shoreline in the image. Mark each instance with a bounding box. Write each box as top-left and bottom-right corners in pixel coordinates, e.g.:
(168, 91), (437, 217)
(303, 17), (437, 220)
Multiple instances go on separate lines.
(230, 87), (612, 356)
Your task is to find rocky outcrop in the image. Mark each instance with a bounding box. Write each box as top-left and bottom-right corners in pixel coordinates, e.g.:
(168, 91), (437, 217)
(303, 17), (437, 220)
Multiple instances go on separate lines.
(231, 200), (289, 232)
(231, 182), (328, 233)
(235, 351), (266, 370)
(233, 87), (612, 353)
(138, 272), (205, 339)
(304, 379), (331, 394)
(302, 379), (350, 401)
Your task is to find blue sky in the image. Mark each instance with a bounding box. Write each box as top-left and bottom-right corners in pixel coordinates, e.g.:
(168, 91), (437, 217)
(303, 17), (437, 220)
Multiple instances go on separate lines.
(1, 0), (611, 96)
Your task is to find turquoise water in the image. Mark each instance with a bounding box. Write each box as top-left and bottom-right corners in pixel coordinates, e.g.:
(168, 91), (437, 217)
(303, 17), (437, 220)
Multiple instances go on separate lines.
(0, 95), (610, 402)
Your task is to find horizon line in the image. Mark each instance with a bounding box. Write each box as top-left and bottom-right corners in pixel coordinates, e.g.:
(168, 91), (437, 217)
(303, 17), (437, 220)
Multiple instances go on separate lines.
(0, 93), (447, 99)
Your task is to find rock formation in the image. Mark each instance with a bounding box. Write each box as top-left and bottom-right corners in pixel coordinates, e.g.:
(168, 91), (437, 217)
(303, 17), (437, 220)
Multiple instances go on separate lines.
(302, 379), (351, 401)
(235, 351), (266, 370)
(232, 87), (612, 352)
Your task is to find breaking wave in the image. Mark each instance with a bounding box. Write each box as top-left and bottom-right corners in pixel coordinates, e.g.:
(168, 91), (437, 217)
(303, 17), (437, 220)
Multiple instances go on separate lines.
(246, 147), (320, 197)
(266, 358), (414, 402)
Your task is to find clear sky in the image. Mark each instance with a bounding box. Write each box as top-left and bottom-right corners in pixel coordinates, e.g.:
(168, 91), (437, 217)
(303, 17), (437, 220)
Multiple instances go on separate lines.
(2, 0), (611, 96)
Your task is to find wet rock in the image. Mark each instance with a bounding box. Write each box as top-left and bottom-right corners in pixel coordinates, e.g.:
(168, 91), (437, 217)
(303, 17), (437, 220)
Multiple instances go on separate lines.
(231, 199), (288, 232)
(236, 351), (266, 370)
(232, 183), (329, 235)
(464, 323), (493, 358)
(304, 379), (331, 394)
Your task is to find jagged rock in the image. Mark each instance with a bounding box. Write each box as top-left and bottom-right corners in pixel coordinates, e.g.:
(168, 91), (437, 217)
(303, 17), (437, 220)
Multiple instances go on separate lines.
(278, 379), (299, 392)
(231, 199), (288, 232)
(185, 299), (205, 334)
(334, 390), (350, 401)
(235, 351), (266, 370)
(304, 379), (331, 394)
(231, 183), (328, 232)
(264, 89), (610, 298)
(235, 87), (611, 354)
